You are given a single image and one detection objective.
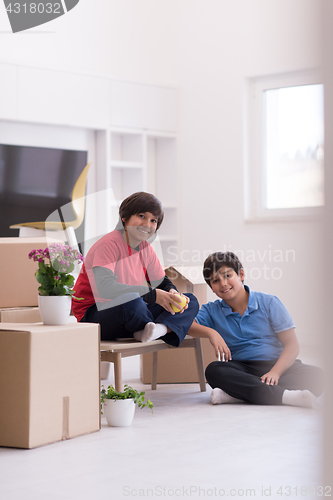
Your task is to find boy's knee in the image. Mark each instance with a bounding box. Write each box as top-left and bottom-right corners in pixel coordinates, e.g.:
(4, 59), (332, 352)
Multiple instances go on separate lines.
(205, 361), (222, 382)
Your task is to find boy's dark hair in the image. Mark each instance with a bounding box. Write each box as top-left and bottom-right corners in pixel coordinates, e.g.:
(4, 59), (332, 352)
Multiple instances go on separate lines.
(203, 251), (243, 287)
(119, 192), (164, 230)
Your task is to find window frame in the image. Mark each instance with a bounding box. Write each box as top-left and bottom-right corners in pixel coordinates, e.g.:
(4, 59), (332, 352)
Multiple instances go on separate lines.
(245, 69), (324, 222)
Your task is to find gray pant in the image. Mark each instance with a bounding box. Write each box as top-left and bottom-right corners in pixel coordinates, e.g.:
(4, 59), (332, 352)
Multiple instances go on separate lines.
(205, 359), (324, 405)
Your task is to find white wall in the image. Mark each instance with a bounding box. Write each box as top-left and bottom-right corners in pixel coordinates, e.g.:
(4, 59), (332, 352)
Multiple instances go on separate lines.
(323, 0), (333, 485)
(176, 0), (324, 356)
(0, 0), (178, 85)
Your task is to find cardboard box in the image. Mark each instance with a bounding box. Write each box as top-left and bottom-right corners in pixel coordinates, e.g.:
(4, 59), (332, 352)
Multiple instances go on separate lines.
(141, 266), (217, 384)
(0, 309), (111, 381)
(0, 307), (41, 323)
(165, 266), (208, 307)
(0, 322), (100, 449)
(0, 237), (58, 308)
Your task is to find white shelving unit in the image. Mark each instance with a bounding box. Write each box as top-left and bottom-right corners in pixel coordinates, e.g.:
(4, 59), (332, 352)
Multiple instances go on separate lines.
(96, 128), (178, 267)
(146, 132), (178, 267)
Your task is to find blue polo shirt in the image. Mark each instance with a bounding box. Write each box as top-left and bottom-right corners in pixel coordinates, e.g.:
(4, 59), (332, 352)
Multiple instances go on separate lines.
(195, 286), (295, 360)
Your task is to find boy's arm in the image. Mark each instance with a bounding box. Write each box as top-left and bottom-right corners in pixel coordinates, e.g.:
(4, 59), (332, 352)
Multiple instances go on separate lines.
(188, 320), (232, 361)
(260, 328), (300, 385)
(152, 275), (189, 314)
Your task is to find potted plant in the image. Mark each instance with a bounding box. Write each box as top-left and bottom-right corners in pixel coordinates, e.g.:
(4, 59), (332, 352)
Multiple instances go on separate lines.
(28, 243), (84, 325)
(101, 384), (153, 427)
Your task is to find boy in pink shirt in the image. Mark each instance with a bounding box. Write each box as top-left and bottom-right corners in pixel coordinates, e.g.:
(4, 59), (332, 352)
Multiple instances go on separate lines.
(72, 192), (198, 346)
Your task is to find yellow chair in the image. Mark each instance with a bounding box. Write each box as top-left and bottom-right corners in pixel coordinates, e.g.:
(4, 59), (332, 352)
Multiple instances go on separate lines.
(10, 162), (92, 248)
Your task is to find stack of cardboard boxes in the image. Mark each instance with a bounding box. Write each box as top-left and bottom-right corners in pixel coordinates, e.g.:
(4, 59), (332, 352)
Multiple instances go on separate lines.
(0, 238), (100, 448)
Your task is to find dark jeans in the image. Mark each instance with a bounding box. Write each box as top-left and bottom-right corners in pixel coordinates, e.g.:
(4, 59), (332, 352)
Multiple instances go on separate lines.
(205, 359), (324, 405)
(81, 292), (199, 347)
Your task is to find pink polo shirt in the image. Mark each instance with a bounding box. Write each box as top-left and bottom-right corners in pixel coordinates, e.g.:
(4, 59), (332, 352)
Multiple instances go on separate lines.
(72, 230), (164, 321)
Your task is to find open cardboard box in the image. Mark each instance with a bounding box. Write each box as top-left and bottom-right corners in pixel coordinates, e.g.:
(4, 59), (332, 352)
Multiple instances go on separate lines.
(140, 266), (217, 384)
(0, 322), (100, 449)
(0, 307), (41, 323)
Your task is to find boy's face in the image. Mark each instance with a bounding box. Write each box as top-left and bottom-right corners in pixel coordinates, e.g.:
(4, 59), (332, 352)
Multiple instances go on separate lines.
(209, 266), (245, 302)
(122, 212), (158, 246)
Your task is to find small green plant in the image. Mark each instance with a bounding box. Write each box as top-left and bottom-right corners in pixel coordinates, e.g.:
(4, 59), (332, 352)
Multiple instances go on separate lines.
(101, 384), (153, 414)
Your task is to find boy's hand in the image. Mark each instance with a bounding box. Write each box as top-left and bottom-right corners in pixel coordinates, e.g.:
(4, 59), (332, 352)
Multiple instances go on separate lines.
(169, 289), (189, 313)
(155, 289), (188, 315)
(209, 330), (232, 361)
(261, 370), (280, 385)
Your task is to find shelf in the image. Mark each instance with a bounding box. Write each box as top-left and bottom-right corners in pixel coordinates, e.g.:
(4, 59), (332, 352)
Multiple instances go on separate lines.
(100, 127), (178, 260)
(110, 161), (144, 169)
(146, 131), (177, 139)
(110, 131), (144, 163)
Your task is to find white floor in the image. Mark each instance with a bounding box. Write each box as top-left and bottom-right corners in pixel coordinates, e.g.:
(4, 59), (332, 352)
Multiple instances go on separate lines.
(0, 356), (324, 500)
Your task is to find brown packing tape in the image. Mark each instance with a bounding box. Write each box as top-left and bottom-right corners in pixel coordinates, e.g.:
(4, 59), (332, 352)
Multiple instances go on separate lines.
(62, 397), (70, 441)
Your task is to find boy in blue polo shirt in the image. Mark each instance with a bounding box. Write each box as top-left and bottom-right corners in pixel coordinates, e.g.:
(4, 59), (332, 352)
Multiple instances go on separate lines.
(189, 251), (324, 408)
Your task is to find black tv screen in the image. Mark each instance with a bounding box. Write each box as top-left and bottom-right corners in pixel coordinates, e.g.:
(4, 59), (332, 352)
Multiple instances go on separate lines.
(0, 144), (88, 239)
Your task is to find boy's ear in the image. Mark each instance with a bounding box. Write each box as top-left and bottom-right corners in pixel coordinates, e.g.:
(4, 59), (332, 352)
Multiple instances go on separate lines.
(240, 268), (245, 282)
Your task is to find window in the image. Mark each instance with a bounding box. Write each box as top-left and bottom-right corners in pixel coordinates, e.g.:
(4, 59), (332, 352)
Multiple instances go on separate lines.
(246, 71), (324, 220)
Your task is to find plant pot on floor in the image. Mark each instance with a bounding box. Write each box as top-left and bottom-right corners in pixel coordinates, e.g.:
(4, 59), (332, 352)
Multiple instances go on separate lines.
(103, 399), (136, 427)
(38, 295), (71, 325)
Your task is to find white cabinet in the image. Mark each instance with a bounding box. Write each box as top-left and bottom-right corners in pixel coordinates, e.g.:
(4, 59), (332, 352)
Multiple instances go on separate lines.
(109, 81), (177, 132)
(96, 128), (178, 267)
(0, 63), (177, 132)
(18, 66), (109, 129)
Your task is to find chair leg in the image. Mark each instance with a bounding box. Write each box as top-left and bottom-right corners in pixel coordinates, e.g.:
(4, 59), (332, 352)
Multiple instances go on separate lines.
(113, 353), (123, 392)
(193, 338), (206, 392)
(151, 351), (158, 390)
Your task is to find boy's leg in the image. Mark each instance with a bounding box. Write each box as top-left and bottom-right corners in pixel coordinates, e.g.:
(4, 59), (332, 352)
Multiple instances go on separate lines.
(206, 359), (323, 407)
(82, 294), (155, 341)
(83, 292), (199, 345)
(205, 360), (285, 405)
(147, 293), (199, 347)
(277, 360), (324, 397)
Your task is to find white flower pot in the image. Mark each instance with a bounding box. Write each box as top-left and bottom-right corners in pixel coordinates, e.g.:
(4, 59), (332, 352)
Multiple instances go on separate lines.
(103, 399), (136, 427)
(38, 295), (71, 325)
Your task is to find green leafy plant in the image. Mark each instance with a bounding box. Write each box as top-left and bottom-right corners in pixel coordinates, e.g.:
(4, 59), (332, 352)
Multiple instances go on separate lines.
(28, 243), (84, 298)
(101, 384), (153, 413)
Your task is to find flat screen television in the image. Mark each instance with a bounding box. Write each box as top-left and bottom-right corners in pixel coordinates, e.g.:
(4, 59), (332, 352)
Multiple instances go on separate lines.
(0, 143), (88, 243)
